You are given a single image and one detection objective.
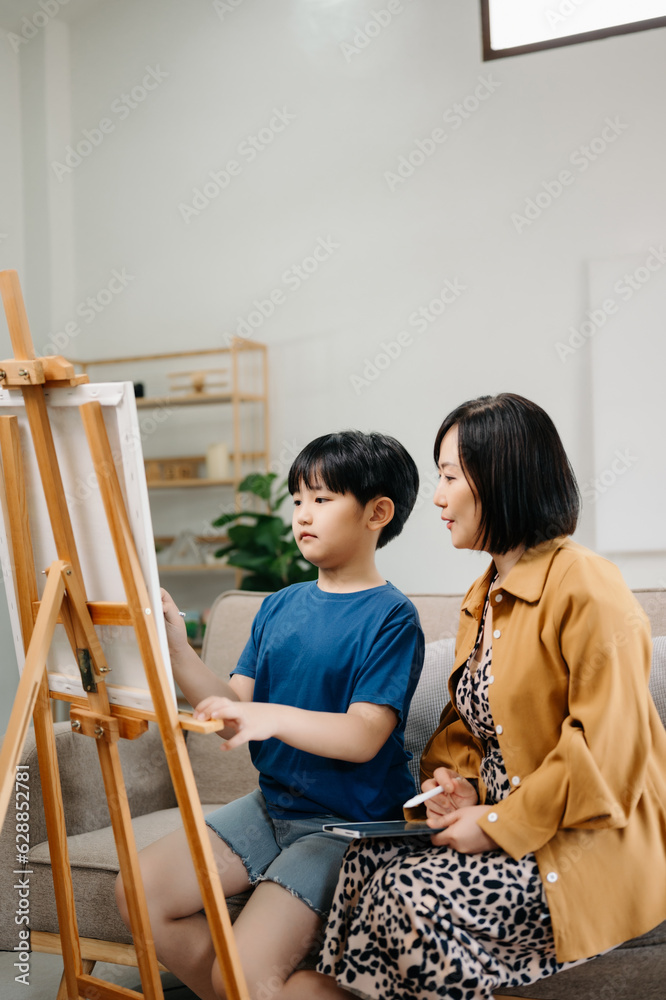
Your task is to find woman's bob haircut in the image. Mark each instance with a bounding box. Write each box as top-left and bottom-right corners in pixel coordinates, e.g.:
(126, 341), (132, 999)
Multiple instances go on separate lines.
(434, 393), (580, 555)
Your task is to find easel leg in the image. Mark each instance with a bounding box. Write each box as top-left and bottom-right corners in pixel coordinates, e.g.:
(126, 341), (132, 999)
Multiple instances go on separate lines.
(81, 399), (251, 1000)
(0, 563), (91, 999)
(0, 563), (66, 829)
(56, 960), (96, 1000)
(92, 736), (164, 998)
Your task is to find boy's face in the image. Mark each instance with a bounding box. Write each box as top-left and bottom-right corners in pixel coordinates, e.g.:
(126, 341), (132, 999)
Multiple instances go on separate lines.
(291, 479), (371, 569)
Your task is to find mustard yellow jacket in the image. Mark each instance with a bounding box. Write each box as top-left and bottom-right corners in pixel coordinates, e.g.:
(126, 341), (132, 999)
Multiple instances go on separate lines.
(415, 537), (666, 962)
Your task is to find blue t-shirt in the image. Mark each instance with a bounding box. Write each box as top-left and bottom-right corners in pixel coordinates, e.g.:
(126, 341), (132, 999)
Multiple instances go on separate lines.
(231, 581), (425, 821)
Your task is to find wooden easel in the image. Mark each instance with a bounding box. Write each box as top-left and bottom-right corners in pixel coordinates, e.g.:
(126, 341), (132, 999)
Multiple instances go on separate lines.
(0, 270), (250, 1000)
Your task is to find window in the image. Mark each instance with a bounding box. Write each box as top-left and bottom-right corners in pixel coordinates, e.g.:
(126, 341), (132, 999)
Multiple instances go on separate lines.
(481, 0), (666, 59)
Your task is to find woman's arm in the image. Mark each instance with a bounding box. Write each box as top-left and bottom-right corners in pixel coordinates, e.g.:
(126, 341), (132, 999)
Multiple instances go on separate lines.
(476, 559), (653, 860)
(191, 696), (398, 763)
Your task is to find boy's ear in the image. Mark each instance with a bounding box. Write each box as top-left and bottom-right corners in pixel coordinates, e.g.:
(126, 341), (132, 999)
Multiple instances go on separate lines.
(367, 496), (395, 534)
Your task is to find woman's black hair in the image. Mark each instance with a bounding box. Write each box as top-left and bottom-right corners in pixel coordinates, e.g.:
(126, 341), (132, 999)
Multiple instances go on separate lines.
(433, 393), (580, 554)
(288, 430), (419, 549)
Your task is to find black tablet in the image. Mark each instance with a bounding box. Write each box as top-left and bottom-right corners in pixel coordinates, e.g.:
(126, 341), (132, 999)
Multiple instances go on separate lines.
(322, 819), (434, 839)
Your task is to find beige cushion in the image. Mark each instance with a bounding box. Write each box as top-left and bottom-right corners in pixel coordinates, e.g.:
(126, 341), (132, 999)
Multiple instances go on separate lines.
(187, 733), (259, 805)
(27, 805), (249, 944)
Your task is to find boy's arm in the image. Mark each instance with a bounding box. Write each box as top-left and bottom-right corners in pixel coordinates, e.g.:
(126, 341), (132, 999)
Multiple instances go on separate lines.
(192, 697), (398, 763)
(161, 590), (254, 736)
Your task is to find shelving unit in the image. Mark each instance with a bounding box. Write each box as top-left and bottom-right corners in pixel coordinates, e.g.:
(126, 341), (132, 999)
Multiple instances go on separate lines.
(72, 341), (269, 620)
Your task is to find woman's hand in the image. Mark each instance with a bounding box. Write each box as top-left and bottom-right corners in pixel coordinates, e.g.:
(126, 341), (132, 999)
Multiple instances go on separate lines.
(428, 804), (499, 854)
(423, 766), (479, 823)
(193, 697), (280, 750)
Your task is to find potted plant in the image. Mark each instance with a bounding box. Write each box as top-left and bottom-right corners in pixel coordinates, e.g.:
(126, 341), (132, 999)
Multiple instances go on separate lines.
(212, 472), (318, 591)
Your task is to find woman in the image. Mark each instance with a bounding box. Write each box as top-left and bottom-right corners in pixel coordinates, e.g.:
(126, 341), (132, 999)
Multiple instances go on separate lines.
(282, 393), (666, 1000)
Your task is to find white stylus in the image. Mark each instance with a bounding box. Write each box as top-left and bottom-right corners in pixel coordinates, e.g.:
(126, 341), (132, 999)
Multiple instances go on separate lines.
(403, 785), (445, 808)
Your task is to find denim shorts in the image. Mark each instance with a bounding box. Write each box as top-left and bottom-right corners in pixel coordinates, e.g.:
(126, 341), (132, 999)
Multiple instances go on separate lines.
(205, 789), (350, 919)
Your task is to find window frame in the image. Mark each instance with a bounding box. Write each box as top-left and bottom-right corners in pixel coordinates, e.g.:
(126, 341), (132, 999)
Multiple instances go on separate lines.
(480, 0), (666, 60)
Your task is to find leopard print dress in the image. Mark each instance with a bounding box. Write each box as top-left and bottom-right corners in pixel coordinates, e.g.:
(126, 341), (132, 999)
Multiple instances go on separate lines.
(317, 583), (588, 999)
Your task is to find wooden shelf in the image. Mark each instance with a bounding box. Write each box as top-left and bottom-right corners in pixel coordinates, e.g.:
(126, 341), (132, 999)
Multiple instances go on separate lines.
(148, 478), (239, 489)
(69, 344), (267, 603)
(71, 342), (266, 368)
(157, 563), (234, 574)
(154, 534), (228, 546)
(136, 392), (264, 408)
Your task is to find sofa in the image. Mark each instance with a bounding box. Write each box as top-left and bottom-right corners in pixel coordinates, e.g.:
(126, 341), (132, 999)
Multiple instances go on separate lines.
(1, 587), (665, 999)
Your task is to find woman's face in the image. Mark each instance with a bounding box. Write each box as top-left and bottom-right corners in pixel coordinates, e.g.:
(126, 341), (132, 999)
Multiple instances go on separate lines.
(433, 425), (483, 551)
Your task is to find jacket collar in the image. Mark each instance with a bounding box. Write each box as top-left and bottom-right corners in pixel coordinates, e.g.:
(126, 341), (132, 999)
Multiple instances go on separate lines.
(461, 536), (570, 613)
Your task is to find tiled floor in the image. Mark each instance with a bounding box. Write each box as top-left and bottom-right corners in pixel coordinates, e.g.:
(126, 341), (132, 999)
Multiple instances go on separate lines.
(0, 950), (199, 999)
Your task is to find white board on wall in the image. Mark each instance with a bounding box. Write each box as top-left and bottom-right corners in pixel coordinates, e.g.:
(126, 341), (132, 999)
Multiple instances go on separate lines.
(589, 250), (666, 554)
(0, 381), (176, 711)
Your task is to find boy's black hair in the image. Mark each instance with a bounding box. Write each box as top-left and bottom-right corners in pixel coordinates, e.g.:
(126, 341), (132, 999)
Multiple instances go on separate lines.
(288, 430), (419, 549)
(433, 393), (580, 555)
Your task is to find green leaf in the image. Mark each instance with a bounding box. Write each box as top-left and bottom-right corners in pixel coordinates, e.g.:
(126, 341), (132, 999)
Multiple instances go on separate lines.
(270, 554), (291, 580)
(209, 474), (309, 591)
(213, 544), (234, 559)
(238, 472), (278, 501)
(240, 572), (284, 592)
(272, 486), (291, 512)
(287, 560), (318, 585)
(227, 523), (260, 548)
(212, 511), (243, 527)
(226, 551), (274, 571)
(254, 517), (287, 551)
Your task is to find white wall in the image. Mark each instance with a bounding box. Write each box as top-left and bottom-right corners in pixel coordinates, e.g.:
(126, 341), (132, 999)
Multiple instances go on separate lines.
(0, 28), (23, 275)
(57, 0), (665, 593)
(0, 27), (24, 736)
(0, 2), (665, 733)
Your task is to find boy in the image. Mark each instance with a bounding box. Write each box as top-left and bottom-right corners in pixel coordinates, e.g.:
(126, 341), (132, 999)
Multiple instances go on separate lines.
(116, 430), (424, 1000)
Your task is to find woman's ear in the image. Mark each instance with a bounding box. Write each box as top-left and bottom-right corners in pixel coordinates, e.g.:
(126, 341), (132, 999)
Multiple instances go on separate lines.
(367, 496), (395, 534)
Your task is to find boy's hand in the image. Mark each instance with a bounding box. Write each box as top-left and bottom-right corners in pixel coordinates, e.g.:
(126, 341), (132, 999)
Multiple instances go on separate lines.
(193, 697), (279, 749)
(428, 804), (499, 854)
(423, 766), (478, 823)
(161, 588), (189, 657)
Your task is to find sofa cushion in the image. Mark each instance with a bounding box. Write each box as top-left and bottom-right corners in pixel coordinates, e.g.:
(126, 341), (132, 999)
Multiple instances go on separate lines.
(404, 636), (666, 787)
(26, 804), (247, 944)
(186, 732), (259, 804)
(495, 938), (666, 998)
(649, 635), (666, 726)
(29, 806), (211, 872)
(404, 638), (456, 786)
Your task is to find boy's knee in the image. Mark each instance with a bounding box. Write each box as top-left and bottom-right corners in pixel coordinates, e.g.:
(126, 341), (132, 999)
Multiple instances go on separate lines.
(114, 871), (130, 926)
(211, 958), (227, 1000)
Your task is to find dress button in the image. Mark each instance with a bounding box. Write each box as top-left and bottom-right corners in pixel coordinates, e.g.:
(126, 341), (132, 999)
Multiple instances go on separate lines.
(487, 812), (498, 823)
(495, 593), (503, 603)
(493, 629), (501, 639)
(546, 872), (558, 883)
(511, 775), (520, 786)
(496, 724), (503, 735)
(488, 675), (495, 684)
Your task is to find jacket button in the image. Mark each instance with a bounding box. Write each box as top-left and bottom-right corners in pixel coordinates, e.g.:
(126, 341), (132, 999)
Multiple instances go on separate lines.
(495, 593), (503, 603)
(496, 724), (503, 735)
(511, 775), (520, 786)
(546, 872), (558, 883)
(487, 812), (498, 822)
(493, 629), (501, 639)
(488, 675), (495, 684)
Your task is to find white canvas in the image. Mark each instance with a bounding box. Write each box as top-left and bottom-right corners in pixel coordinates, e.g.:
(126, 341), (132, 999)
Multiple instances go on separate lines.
(0, 380), (176, 712)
